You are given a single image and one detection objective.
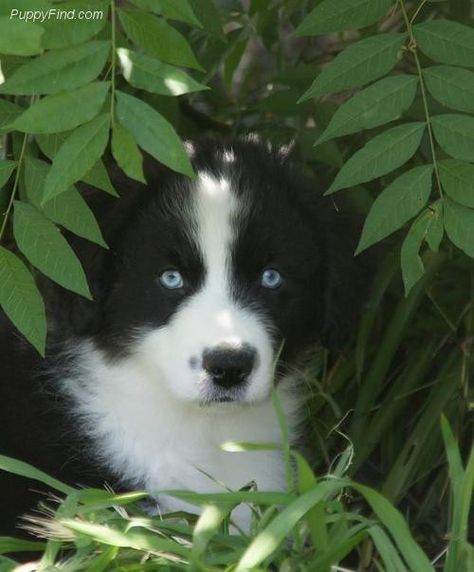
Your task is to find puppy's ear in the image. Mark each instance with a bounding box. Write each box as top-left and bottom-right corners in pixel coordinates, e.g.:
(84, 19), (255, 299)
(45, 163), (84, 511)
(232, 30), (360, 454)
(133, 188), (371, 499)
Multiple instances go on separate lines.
(319, 205), (373, 349)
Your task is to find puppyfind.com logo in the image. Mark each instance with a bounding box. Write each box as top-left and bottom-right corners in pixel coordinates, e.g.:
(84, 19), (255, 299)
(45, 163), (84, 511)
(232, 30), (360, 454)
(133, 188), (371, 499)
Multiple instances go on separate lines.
(10, 8), (105, 22)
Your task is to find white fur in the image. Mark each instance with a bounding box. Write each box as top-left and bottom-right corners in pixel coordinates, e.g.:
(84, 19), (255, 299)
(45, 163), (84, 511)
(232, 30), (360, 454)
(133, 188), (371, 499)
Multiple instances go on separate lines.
(61, 341), (300, 525)
(59, 171), (302, 526)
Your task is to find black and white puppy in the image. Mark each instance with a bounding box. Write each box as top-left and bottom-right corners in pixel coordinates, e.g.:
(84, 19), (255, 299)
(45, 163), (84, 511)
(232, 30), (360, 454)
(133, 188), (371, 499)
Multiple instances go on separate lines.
(0, 137), (369, 533)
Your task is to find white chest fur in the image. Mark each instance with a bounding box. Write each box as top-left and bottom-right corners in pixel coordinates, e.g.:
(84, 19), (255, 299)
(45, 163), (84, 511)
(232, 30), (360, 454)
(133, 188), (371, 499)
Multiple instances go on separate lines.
(60, 342), (301, 516)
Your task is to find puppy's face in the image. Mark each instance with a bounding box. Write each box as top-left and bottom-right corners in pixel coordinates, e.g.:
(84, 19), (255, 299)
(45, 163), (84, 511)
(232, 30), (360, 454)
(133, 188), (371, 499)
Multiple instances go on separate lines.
(89, 141), (358, 405)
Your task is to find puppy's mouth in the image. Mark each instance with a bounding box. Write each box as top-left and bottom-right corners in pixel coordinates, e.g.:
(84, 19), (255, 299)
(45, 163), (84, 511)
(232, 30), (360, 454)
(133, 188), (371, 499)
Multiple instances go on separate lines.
(199, 386), (246, 406)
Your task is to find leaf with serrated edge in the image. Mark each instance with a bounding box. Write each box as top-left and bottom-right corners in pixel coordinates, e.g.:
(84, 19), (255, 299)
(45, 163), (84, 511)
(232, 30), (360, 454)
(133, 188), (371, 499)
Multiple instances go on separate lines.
(423, 66), (474, 114)
(356, 165), (433, 254)
(42, 114), (110, 203)
(13, 202), (91, 298)
(327, 122), (425, 194)
(118, 9), (203, 71)
(24, 157), (107, 248)
(295, 0), (392, 36)
(444, 198), (474, 258)
(10, 82), (110, 134)
(439, 159), (474, 208)
(117, 48), (208, 96)
(0, 246), (46, 355)
(112, 121), (146, 183)
(317, 75), (418, 145)
(0, 41), (110, 95)
(432, 114), (474, 163)
(300, 33), (406, 101)
(415, 19), (474, 68)
(0, 160), (17, 188)
(116, 91), (193, 177)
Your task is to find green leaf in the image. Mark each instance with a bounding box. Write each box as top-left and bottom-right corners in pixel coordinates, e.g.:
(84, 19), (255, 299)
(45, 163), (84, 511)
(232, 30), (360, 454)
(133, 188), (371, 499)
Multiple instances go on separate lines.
(111, 121), (146, 183)
(188, 0), (225, 40)
(423, 66), (474, 114)
(35, 131), (69, 158)
(0, 41), (110, 95)
(42, 114), (110, 203)
(295, 0), (393, 36)
(425, 200), (443, 253)
(0, 160), (17, 188)
(157, 0), (202, 28)
(117, 48), (207, 96)
(352, 483), (435, 572)
(327, 122), (426, 194)
(356, 165), (433, 254)
(444, 198), (474, 258)
(13, 201), (91, 298)
(82, 160), (118, 197)
(236, 480), (346, 570)
(400, 210), (431, 296)
(118, 9), (203, 71)
(431, 114), (474, 162)
(316, 75), (418, 145)
(116, 91), (193, 177)
(24, 157), (107, 247)
(300, 33), (406, 101)
(0, 454), (75, 495)
(414, 19), (474, 68)
(0, 246), (46, 355)
(0, 17), (43, 55)
(0, 100), (23, 131)
(10, 82), (110, 134)
(439, 159), (474, 208)
(42, 0), (108, 49)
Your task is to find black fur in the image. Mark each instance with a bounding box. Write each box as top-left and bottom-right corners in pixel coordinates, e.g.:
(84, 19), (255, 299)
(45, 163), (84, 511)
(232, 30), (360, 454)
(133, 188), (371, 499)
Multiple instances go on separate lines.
(0, 137), (371, 537)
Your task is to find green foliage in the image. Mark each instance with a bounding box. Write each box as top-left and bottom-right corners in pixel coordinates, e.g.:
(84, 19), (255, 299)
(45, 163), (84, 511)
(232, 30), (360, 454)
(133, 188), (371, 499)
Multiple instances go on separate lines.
(0, 0), (473, 569)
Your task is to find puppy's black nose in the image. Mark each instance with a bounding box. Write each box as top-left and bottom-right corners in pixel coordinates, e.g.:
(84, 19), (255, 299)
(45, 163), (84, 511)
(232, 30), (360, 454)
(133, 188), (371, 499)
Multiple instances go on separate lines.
(203, 346), (256, 388)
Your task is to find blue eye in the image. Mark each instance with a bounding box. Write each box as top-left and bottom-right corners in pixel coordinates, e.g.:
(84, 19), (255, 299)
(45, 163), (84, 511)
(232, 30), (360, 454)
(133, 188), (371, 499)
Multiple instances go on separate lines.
(261, 269), (283, 289)
(159, 269), (184, 290)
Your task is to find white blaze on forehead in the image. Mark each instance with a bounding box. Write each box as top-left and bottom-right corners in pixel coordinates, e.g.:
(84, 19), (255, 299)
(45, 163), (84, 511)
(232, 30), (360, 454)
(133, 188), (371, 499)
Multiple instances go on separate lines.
(194, 171), (236, 295)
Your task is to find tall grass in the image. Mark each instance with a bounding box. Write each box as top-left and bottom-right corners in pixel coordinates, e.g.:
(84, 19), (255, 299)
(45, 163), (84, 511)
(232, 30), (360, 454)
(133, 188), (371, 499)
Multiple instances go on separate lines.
(1, 249), (472, 570)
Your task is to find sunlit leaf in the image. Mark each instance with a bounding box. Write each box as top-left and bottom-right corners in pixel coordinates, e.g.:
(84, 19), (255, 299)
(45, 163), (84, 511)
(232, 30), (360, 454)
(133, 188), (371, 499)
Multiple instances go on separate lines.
(118, 9), (203, 71)
(117, 48), (207, 96)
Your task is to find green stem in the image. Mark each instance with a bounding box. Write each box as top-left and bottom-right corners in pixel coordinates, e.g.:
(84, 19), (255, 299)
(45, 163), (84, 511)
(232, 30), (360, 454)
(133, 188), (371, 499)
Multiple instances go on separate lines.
(0, 133), (28, 243)
(110, 0), (116, 126)
(399, 0), (443, 198)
